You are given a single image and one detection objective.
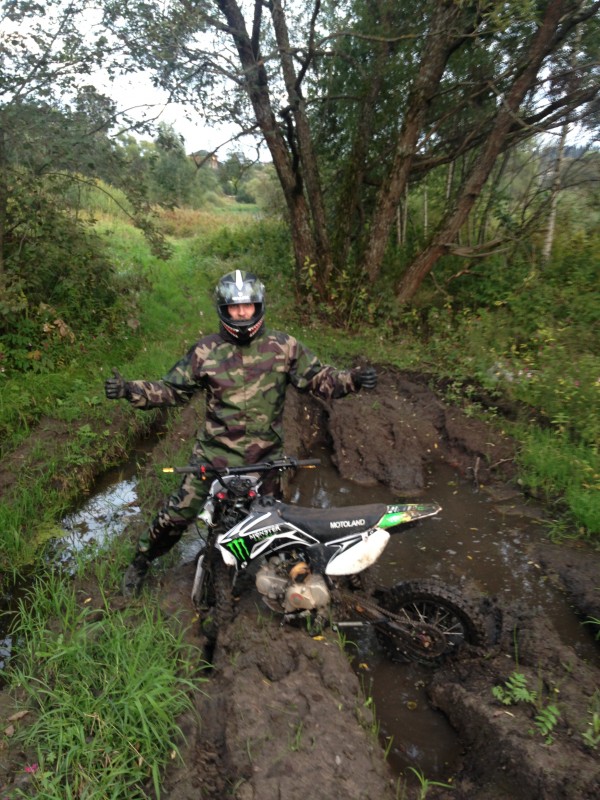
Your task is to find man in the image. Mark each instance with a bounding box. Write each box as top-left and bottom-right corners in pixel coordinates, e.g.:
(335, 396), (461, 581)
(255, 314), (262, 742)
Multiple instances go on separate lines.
(105, 269), (377, 595)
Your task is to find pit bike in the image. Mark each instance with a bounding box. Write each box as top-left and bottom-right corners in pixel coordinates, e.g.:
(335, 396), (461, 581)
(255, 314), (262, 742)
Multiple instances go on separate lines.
(164, 457), (492, 664)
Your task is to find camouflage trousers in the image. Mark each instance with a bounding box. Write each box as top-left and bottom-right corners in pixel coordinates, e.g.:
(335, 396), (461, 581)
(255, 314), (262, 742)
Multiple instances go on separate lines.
(136, 461), (283, 561)
(137, 470), (210, 560)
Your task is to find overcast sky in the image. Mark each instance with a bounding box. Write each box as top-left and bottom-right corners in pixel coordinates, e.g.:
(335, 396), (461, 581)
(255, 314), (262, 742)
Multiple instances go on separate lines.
(106, 70), (237, 154)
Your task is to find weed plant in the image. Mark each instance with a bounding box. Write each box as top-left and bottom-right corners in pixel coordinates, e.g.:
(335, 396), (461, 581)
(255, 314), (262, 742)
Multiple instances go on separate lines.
(397, 766), (453, 799)
(581, 690), (600, 749)
(491, 670), (562, 744)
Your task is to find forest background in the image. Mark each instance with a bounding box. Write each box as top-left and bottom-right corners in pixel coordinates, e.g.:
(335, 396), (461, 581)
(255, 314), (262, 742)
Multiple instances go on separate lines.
(1, 0), (599, 574)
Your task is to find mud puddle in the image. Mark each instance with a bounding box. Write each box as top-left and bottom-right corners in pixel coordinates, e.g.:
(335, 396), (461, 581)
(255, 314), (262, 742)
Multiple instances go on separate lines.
(0, 443), (150, 673)
(289, 445), (598, 779)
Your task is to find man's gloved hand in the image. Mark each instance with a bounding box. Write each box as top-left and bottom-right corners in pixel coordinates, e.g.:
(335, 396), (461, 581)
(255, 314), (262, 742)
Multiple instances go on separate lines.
(352, 366), (377, 391)
(105, 368), (131, 400)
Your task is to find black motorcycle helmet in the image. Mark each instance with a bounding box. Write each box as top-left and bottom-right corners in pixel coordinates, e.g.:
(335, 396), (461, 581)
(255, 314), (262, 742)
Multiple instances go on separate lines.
(215, 269), (266, 342)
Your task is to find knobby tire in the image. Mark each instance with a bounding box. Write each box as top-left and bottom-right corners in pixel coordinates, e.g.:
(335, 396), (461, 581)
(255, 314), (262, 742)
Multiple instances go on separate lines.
(374, 579), (488, 665)
(196, 533), (235, 642)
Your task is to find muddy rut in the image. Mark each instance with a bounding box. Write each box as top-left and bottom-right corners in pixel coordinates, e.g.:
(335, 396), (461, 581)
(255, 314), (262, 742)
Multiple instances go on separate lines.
(3, 368), (600, 799)
(149, 369), (600, 800)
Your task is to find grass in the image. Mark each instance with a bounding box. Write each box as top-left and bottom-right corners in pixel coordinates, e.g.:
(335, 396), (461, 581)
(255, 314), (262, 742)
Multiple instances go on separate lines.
(5, 549), (207, 799)
(402, 767), (454, 799)
(514, 427), (599, 538)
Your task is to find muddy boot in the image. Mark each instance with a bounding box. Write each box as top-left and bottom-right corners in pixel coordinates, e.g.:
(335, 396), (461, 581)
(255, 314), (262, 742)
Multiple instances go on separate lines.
(121, 553), (150, 598)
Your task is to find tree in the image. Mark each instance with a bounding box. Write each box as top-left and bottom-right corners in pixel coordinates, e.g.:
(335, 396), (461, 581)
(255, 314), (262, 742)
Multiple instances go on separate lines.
(147, 123), (195, 206)
(0, 0), (178, 365)
(394, 0), (582, 303)
(218, 150), (255, 197)
(86, 2), (600, 302)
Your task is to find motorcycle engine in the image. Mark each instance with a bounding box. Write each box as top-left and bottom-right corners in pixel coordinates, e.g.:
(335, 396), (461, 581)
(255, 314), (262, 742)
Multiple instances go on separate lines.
(255, 556), (331, 614)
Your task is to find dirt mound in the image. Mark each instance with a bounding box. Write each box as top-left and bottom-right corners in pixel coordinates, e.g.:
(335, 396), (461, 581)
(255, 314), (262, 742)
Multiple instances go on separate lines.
(285, 367), (517, 495)
(157, 565), (397, 800)
(428, 605), (600, 800)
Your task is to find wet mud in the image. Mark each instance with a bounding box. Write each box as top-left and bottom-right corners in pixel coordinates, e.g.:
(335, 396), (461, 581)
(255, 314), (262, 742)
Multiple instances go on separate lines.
(2, 368), (599, 799)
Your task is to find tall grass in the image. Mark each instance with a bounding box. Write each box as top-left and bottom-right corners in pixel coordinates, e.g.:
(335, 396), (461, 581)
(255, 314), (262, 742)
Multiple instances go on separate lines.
(6, 554), (206, 799)
(515, 428), (599, 536)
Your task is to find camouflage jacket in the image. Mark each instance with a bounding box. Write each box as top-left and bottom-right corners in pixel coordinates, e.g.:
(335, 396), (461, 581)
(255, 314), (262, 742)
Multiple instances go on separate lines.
(126, 329), (358, 466)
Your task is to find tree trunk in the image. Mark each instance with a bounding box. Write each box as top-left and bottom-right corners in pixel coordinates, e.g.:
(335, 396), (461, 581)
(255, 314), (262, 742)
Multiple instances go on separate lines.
(216, 0), (320, 290)
(363, 1), (466, 282)
(423, 177), (428, 240)
(269, 0), (333, 288)
(477, 152), (509, 245)
(445, 161), (454, 203)
(541, 121), (567, 264)
(0, 121), (5, 279)
(332, 38), (388, 269)
(396, 0), (568, 305)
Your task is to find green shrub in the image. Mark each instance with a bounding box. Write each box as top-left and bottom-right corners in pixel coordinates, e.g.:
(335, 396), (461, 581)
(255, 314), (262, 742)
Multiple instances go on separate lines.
(188, 219), (292, 283)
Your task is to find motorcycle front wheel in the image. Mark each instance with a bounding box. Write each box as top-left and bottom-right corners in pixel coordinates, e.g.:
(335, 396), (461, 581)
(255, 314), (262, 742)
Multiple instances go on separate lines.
(194, 540), (235, 641)
(374, 579), (488, 665)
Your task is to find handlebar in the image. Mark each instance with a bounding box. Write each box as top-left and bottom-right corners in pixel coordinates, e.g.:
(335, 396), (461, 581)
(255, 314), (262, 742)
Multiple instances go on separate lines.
(163, 456), (321, 478)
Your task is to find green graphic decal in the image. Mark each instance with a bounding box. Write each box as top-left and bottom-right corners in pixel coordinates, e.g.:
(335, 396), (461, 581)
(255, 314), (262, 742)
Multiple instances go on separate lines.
(226, 537), (251, 561)
(380, 503), (441, 528)
(380, 511), (410, 528)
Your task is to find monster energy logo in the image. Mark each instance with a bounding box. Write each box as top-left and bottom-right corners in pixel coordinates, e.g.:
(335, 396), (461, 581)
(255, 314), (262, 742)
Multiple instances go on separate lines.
(226, 538), (251, 561)
(226, 525), (282, 560)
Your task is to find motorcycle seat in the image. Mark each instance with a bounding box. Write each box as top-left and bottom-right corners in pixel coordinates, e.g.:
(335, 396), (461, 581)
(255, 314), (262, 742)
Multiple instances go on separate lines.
(278, 502), (387, 541)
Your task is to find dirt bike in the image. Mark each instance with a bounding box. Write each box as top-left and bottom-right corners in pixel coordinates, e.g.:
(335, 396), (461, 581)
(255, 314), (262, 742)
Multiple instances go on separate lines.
(164, 457), (491, 664)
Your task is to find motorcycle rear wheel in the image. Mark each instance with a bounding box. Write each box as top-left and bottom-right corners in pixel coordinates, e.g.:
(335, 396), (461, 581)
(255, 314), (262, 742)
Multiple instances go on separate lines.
(374, 579), (488, 665)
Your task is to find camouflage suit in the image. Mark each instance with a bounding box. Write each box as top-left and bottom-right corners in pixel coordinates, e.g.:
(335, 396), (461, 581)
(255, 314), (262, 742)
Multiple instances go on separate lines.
(127, 328), (359, 559)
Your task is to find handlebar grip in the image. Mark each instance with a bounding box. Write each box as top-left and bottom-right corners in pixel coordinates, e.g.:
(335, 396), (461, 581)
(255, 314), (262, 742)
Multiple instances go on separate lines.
(164, 466), (206, 474)
(163, 457), (322, 476)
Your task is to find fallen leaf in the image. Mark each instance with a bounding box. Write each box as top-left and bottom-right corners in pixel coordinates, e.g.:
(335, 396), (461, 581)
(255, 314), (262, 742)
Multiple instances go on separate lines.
(8, 711), (29, 722)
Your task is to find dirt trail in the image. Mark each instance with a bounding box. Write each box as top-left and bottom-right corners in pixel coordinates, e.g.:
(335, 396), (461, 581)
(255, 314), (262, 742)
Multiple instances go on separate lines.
(151, 368), (600, 800)
(2, 368), (599, 799)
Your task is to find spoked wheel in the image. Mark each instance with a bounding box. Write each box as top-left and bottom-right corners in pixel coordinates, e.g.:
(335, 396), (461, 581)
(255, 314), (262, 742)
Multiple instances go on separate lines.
(374, 579), (488, 665)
